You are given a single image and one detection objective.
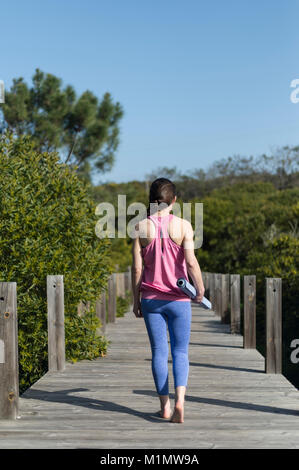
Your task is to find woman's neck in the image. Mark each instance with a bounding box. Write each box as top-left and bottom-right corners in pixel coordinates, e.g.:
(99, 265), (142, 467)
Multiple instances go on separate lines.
(152, 210), (171, 217)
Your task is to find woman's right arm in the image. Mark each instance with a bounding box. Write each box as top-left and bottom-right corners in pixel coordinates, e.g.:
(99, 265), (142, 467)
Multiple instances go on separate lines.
(183, 220), (205, 302)
(131, 224), (143, 317)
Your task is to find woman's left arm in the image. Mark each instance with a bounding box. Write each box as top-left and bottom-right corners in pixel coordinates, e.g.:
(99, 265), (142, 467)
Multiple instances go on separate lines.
(131, 231), (143, 317)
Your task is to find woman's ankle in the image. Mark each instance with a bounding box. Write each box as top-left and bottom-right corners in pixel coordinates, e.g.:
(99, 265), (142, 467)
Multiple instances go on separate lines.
(159, 394), (170, 407)
(175, 399), (184, 408)
(174, 386), (186, 406)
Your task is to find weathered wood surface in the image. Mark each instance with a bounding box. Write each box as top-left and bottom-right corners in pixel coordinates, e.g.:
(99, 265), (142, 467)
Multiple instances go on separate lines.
(266, 278), (282, 374)
(244, 275), (256, 349)
(0, 282), (19, 419)
(0, 304), (298, 448)
(230, 274), (241, 334)
(107, 274), (116, 323)
(221, 274), (230, 324)
(96, 291), (106, 334)
(47, 275), (65, 372)
(116, 273), (126, 299)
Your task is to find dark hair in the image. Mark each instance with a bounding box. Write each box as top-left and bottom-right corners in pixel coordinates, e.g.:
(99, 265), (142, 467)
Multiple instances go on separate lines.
(146, 178), (177, 216)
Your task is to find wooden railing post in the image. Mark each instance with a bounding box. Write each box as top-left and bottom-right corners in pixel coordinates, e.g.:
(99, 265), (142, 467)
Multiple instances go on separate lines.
(47, 275), (65, 371)
(125, 266), (133, 304)
(230, 274), (241, 334)
(0, 282), (19, 419)
(96, 291), (106, 333)
(213, 273), (218, 314)
(115, 273), (119, 298)
(206, 272), (211, 300)
(266, 278), (282, 373)
(119, 273), (126, 299)
(243, 275), (256, 349)
(124, 267), (130, 292)
(210, 273), (216, 312)
(108, 274), (116, 323)
(201, 271), (207, 288)
(215, 273), (222, 317)
(221, 274), (230, 323)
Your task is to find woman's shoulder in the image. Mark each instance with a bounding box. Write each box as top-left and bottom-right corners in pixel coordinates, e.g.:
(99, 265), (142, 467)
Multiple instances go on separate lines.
(171, 214), (191, 227)
(134, 216), (155, 238)
(171, 215), (193, 237)
(136, 216), (151, 228)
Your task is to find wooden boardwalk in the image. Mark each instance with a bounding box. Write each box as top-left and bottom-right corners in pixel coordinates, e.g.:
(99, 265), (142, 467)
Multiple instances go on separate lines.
(0, 304), (299, 449)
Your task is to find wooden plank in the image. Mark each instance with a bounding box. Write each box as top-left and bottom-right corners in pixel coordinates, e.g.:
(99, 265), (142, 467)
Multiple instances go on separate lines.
(119, 273), (125, 299)
(244, 275), (256, 349)
(101, 291), (107, 331)
(124, 269), (129, 292)
(215, 273), (222, 317)
(96, 291), (106, 333)
(112, 273), (117, 320)
(230, 274), (241, 334)
(266, 278), (282, 374)
(47, 275), (65, 372)
(221, 274), (230, 324)
(209, 273), (216, 312)
(107, 275), (113, 323)
(201, 271), (206, 289)
(125, 267), (133, 305)
(0, 282), (19, 419)
(214, 273), (217, 315)
(204, 272), (210, 300)
(115, 273), (120, 297)
(107, 274), (116, 323)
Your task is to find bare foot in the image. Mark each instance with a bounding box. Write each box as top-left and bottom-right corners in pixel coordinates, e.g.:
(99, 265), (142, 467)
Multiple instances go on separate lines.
(170, 402), (184, 423)
(159, 403), (172, 419)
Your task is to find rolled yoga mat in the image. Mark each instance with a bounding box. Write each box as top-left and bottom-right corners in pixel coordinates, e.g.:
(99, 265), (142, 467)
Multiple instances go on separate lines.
(177, 277), (212, 310)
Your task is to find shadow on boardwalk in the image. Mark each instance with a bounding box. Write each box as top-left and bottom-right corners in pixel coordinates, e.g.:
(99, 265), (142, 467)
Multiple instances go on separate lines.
(0, 305), (298, 449)
(22, 387), (162, 423)
(22, 385), (299, 422)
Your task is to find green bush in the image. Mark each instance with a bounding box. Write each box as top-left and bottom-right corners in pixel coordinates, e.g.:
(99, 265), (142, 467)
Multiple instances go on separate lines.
(0, 131), (113, 393)
(196, 182), (299, 388)
(116, 291), (132, 318)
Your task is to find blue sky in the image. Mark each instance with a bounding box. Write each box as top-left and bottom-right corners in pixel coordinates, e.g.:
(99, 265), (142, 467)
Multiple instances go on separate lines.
(1, 0), (299, 184)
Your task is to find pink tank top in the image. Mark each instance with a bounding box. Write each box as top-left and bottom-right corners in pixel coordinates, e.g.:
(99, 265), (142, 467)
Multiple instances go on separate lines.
(140, 213), (191, 301)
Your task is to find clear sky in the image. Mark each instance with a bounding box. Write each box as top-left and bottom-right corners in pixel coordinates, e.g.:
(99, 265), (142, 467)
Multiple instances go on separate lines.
(1, 0), (299, 184)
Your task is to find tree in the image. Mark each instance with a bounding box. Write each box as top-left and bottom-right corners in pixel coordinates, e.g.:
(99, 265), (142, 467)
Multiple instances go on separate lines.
(0, 68), (124, 178)
(145, 166), (183, 183)
(0, 131), (112, 392)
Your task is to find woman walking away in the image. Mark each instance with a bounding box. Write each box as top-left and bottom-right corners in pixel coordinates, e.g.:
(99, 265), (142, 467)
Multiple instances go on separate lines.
(131, 178), (205, 423)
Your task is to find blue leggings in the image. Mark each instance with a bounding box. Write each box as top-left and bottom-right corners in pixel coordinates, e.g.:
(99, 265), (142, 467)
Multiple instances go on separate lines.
(141, 298), (192, 396)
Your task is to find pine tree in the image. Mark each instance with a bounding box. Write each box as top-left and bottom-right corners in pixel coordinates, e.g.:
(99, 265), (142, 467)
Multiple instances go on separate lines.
(0, 68), (124, 178)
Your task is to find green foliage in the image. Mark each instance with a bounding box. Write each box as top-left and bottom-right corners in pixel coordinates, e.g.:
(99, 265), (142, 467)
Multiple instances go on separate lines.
(1, 68), (124, 178)
(0, 131), (113, 393)
(196, 182), (299, 388)
(116, 291), (132, 318)
(197, 182), (299, 272)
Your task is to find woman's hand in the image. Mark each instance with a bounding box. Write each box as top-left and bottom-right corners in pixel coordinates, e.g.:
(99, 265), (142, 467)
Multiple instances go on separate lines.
(193, 284), (205, 303)
(133, 298), (143, 318)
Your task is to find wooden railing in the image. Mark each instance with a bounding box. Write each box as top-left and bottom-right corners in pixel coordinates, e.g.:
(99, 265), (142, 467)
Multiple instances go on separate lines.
(0, 267), (132, 420)
(201, 272), (282, 374)
(0, 268), (282, 420)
